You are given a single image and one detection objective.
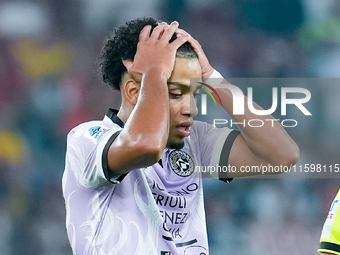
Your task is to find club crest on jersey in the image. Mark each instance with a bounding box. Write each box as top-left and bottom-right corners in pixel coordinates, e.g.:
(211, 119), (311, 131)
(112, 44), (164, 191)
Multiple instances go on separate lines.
(168, 150), (194, 177)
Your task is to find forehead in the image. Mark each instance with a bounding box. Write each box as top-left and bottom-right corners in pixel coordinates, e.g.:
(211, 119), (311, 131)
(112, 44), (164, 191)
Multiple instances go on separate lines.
(168, 58), (202, 89)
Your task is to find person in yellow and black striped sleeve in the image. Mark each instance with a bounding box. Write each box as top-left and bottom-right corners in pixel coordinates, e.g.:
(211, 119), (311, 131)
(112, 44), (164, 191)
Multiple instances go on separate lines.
(319, 189), (340, 255)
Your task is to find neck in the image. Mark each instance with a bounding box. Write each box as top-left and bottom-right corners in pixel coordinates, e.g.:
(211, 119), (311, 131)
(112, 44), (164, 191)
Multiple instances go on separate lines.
(117, 104), (131, 124)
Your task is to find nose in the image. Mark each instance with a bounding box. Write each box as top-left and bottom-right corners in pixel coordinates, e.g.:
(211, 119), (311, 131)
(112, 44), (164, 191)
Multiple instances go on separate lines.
(181, 93), (198, 117)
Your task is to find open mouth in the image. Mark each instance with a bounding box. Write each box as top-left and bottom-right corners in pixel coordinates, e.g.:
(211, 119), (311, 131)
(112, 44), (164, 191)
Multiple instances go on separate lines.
(176, 122), (192, 137)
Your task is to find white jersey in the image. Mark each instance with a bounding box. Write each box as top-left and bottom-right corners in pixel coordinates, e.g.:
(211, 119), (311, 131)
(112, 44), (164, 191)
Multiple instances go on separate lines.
(62, 109), (239, 255)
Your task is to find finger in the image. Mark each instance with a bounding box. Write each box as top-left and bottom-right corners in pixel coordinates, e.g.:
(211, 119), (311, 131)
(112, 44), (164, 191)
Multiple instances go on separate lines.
(185, 36), (213, 77)
(139, 25), (152, 41)
(175, 28), (201, 51)
(175, 28), (200, 49)
(175, 28), (187, 35)
(187, 36), (203, 53)
(169, 33), (190, 50)
(161, 21), (179, 42)
(159, 23), (170, 40)
(149, 23), (168, 40)
(188, 36), (210, 64)
(122, 59), (133, 70)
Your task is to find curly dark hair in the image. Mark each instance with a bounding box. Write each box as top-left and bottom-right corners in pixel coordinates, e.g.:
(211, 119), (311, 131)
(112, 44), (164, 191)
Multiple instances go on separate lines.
(98, 17), (198, 91)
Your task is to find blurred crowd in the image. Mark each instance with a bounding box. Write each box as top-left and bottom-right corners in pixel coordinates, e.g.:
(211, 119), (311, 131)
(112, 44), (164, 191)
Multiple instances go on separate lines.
(0, 0), (339, 254)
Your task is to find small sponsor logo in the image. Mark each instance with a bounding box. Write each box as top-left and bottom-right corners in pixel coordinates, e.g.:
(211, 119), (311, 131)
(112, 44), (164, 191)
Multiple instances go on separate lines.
(86, 126), (110, 142)
(89, 126), (101, 136)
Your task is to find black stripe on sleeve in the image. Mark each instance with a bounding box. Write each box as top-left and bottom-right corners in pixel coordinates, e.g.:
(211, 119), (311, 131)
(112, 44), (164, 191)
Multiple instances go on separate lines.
(319, 242), (340, 253)
(218, 130), (240, 183)
(102, 130), (127, 183)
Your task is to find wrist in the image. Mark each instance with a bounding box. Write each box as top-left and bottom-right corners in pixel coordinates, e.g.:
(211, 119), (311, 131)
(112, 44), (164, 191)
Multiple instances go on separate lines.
(203, 69), (224, 88)
(202, 68), (214, 79)
(141, 67), (169, 88)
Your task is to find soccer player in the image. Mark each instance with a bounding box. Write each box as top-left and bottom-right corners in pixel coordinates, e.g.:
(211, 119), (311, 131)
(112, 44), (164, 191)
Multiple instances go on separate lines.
(319, 189), (340, 255)
(62, 17), (299, 254)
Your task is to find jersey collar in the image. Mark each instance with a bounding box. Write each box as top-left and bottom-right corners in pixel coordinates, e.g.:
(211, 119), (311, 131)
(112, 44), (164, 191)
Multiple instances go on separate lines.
(106, 108), (124, 128)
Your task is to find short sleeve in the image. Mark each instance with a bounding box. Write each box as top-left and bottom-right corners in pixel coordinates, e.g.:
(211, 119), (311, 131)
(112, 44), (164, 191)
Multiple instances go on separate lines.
(65, 122), (122, 189)
(190, 121), (240, 182)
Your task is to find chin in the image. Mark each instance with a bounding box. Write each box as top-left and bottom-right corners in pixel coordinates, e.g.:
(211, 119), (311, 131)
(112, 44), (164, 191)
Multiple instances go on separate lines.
(166, 140), (185, 150)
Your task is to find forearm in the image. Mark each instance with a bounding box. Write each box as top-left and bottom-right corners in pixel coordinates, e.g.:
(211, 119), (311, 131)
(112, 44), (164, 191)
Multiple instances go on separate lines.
(216, 84), (299, 167)
(126, 68), (170, 148)
(108, 69), (170, 174)
(116, 69), (170, 170)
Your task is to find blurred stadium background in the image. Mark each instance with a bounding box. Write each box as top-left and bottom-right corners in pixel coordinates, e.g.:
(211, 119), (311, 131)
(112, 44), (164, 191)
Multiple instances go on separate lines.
(0, 0), (340, 254)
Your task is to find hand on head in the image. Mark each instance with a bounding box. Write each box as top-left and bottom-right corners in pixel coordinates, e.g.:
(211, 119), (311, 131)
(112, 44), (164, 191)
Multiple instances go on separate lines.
(175, 28), (214, 80)
(122, 21), (191, 83)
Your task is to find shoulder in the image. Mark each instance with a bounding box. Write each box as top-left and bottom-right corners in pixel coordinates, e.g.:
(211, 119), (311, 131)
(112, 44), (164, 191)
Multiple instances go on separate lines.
(190, 120), (213, 137)
(191, 120), (234, 141)
(191, 120), (212, 129)
(67, 118), (121, 143)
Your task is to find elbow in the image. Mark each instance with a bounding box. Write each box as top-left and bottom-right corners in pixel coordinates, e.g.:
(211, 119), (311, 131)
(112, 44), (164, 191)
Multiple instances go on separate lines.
(141, 143), (164, 164)
(291, 144), (300, 166)
(107, 132), (167, 174)
(271, 141), (300, 170)
(129, 137), (165, 166)
(284, 141), (300, 167)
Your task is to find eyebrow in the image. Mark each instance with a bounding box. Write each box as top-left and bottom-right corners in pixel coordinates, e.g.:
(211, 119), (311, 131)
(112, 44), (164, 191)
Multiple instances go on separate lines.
(167, 81), (188, 88)
(167, 81), (202, 91)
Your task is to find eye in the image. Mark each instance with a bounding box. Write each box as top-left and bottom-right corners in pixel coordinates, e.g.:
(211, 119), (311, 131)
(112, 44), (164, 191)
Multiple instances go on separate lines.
(169, 90), (182, 98)
(170, 93), (182, 98)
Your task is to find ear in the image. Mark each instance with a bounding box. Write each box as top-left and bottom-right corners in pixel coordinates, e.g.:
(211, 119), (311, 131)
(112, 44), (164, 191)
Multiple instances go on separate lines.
(122, 79), (139, 106)
(122, 60), (133, 70)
